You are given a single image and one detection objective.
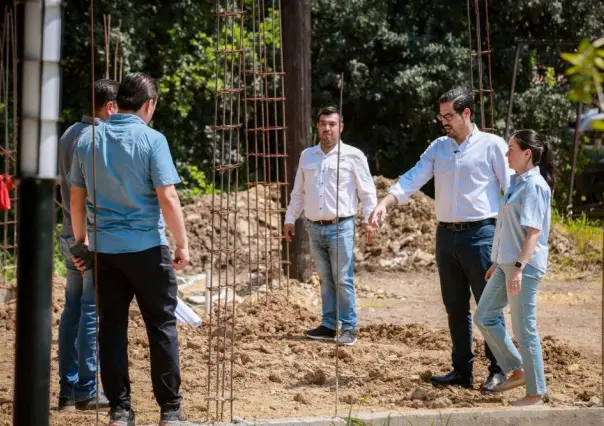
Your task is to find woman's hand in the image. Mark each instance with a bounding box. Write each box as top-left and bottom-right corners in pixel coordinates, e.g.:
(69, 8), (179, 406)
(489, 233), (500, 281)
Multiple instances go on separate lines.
(485, 262), (498, 280)
(507, 267), (523, 296)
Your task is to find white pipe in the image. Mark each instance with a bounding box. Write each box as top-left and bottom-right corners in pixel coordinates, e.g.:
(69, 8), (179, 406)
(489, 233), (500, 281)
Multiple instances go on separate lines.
(19, 0), (63, 178)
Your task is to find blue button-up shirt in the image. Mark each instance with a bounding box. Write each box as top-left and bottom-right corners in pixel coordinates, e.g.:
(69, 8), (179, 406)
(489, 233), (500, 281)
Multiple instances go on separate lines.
(68, 113), (181, 254)
(491, 166), (552, 273)
(388, 126), (510, 222)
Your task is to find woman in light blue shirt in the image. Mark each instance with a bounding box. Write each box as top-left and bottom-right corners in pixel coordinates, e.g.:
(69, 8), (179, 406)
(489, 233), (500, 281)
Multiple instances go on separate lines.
(474, 129), (553, 406)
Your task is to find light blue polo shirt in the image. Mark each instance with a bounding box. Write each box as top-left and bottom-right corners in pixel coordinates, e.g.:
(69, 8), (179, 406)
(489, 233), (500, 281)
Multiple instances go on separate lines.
(491, 166), (551, 273)
(68, 113), (181, 254)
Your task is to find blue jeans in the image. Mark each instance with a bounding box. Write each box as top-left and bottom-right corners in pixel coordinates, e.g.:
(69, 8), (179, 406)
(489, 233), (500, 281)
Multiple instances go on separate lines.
(435, 223), (503, 375)
(474, 264), (547, 395)
(58, 235), (98, 401)
(307, 218), (356, 331)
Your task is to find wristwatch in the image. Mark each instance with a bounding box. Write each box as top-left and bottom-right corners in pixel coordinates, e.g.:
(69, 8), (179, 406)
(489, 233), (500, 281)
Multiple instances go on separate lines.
(514, 261), (524, 270)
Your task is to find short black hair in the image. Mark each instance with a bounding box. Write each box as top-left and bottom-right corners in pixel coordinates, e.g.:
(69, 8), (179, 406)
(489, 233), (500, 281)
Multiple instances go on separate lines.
(439, 87), (474, 117)
(317, 106), (343, 122)
(89, 78), (119, 113)
(116, 72), (159, 111)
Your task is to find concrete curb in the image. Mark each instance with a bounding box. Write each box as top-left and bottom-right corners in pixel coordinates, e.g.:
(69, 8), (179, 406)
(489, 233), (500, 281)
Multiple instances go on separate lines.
(233, 407), (604, 426)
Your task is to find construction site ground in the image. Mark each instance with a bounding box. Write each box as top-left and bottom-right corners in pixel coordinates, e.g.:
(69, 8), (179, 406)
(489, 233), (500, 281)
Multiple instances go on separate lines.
(0, 178), (602, 425)
(0, 269), (602, 425)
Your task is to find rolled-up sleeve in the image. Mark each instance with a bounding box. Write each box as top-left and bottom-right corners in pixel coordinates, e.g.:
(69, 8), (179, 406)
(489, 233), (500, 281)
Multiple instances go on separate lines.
(284, 154), (305, 225)
(388, 140), (437, 204)
(150, 136), (181, 187)
(520, 183), (549, 231)
(490, 139), (511, 193)
(353, 153), (377, 223)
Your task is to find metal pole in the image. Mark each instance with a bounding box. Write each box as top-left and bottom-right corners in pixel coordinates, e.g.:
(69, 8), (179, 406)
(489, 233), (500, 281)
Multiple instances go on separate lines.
(567, 101), (584, 210)
(13, 179), (55, 426)
(13, 1), (63, 423)
(504, 43), (522, 140)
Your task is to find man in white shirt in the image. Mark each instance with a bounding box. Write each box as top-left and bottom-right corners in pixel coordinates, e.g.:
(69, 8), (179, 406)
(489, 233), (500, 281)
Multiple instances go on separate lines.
(370, 88), (510, 392)
(284, 106), (377, 346)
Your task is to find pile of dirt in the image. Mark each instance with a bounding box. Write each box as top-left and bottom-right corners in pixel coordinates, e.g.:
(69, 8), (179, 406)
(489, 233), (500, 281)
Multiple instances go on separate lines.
(0, 278), (601, 425)
(177, 176), (601, 277)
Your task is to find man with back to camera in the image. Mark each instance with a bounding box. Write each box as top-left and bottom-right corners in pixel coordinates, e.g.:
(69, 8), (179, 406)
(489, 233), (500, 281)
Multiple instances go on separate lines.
(56, 78), (117, 412)
(69, 72), (189, 426)
(369, 88), (510, 392)
(284, 106), (377, 346)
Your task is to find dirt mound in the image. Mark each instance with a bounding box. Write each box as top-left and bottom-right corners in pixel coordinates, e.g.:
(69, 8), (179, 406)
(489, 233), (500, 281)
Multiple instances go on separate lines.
(0, 277), (65, 331)
(178, 176), (600, 277)
(0, 277), (602, 425)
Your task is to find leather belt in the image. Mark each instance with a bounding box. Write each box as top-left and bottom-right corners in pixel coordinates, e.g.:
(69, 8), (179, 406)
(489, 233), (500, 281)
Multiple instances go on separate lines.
(310, 215), (355, 226)
(438, 218), (496, 232)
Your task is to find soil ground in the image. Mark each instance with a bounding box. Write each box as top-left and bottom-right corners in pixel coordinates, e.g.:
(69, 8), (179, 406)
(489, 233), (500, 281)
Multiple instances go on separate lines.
(0, 270), (602, 425)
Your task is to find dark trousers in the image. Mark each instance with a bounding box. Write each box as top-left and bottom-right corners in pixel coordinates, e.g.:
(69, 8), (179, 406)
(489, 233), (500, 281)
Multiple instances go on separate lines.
(96, 245), (182, 411)
(435, 223), (504, 376)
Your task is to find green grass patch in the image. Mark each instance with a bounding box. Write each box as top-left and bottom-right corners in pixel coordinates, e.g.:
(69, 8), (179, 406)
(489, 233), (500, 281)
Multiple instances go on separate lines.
(552, 210), (602, 254)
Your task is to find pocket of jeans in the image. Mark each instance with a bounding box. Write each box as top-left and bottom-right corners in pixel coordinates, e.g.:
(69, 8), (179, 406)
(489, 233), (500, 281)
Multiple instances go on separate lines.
(471, 224), (495, 240)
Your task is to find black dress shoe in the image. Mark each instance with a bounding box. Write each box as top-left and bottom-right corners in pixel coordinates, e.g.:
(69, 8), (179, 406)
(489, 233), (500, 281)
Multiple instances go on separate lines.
(430, 371), (473, 389)
(481, 372), (506, 393)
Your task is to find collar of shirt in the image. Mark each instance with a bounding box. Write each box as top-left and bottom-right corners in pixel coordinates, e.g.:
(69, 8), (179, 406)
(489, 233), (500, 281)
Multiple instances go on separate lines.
(108, 113), (147, 126)
(448, 124), (479, 152)
(80, 115), (102, 125)
(311, 140), (344, 157)
(511, 166), (540, 185)
(506, 166), (540, 200)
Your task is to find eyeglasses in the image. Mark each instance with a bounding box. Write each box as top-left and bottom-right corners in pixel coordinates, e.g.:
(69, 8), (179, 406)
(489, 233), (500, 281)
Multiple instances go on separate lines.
(436, 112), (460, 122)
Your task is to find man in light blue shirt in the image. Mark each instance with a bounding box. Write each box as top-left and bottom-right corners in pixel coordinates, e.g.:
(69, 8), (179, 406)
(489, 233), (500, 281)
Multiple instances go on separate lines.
(57, 78), (117, 412)
(370, 87), (510, 392)
(69, 72), (189, 425)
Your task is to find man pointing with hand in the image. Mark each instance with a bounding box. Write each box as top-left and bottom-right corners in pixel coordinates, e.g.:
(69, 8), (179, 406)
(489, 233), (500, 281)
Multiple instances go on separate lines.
(284, 106), (377, 346)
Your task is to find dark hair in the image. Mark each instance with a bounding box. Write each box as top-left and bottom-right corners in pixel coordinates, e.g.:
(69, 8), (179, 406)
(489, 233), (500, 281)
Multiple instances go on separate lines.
(439, 87), (474, 117)
(116, 72), (159, 111)
(317, 106), (343, 122)
(512, 129), (555, 188)
(89, 78), (119, 113)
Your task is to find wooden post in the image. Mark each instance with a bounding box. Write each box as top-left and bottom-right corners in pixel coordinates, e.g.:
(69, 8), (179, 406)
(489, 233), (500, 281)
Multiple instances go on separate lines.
(282, 0), (312, 282)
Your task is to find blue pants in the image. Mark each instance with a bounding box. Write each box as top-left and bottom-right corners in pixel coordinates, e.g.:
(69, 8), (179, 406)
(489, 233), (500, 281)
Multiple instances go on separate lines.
(435, 223), (503, 375)
(307, 217), (357, 331)
(57, 235), (98, 402)
(475, 264), (547, 395)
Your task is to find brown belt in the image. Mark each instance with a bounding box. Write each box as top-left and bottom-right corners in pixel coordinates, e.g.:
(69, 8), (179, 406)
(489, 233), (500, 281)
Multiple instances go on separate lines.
(310, 215), (355, 226)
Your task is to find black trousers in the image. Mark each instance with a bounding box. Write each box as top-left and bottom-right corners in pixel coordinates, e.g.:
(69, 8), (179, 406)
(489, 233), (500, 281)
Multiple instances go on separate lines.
(435, 223), (504, 376)
(95, 245), (182, 411)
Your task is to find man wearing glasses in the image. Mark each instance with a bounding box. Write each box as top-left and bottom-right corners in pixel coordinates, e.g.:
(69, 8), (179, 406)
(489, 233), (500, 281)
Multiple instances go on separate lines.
(369, 87), (510, 393)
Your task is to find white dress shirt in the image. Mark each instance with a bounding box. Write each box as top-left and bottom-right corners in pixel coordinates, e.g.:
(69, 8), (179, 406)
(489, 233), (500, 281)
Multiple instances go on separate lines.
(285, 141), (377, 224)
(388, 126), (510, 223)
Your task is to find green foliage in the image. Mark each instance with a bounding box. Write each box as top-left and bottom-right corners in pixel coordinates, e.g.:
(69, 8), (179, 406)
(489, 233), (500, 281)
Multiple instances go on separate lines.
(56, 0), (604, 210)
(552, 210), (603, 265)
(176, 163), (219, 205)
(54, 225), (67, 278)
(562, 38), (604, 105)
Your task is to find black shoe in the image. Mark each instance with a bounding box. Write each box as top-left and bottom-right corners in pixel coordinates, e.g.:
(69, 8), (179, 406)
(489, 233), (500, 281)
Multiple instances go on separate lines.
(305, 325), (336, 341)
(75, 393), (111, 410)
(430, 370), (474, 389)
(108, 407), (135, 426)
(58, 396), (75, 412)
(337, 329), (357, 346)
(481, 372), (506, 393)
(160, 407), (188, 425)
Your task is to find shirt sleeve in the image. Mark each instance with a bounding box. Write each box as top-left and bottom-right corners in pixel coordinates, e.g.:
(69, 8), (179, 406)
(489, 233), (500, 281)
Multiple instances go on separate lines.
(519, 183), (550, 231)
(150, 136), (181, 188)
(67, 143), (86, 189)
(387, 139), (437, 203)
(284, 154), (305, 225)
(352, 152), (377, 223)
(490, 139), (511, 193)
